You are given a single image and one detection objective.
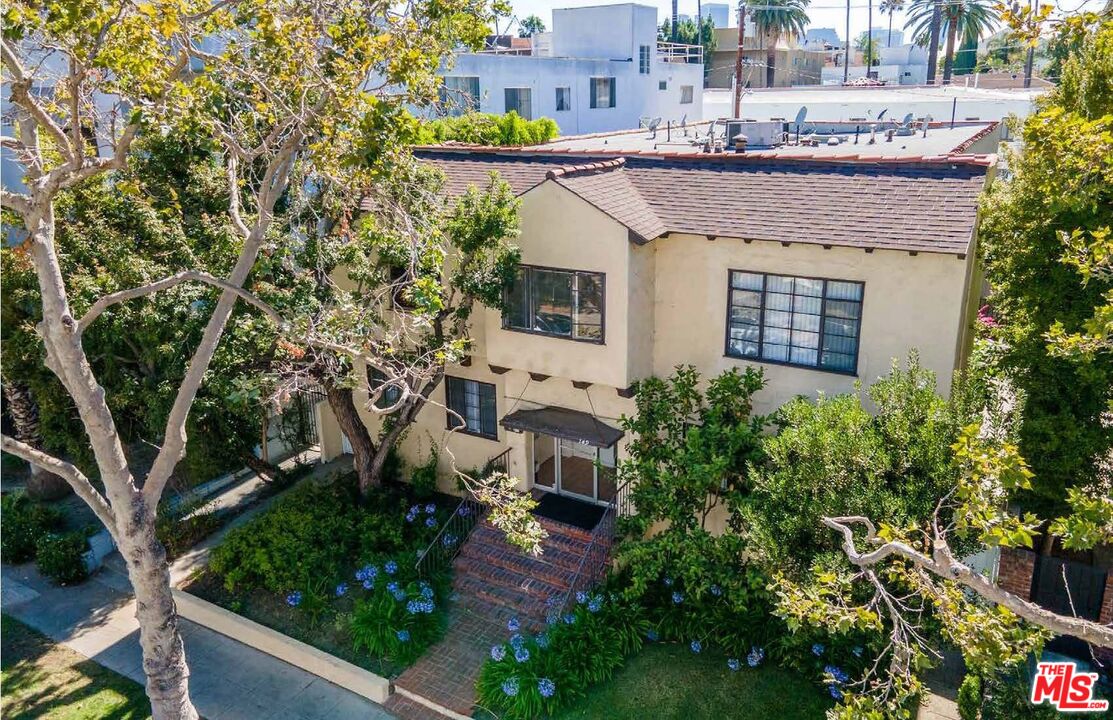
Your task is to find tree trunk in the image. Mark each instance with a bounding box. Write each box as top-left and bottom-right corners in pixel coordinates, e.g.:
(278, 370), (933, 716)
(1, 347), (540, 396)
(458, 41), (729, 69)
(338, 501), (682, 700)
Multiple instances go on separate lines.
(942, 20), (957, 84)
(27, 208), (198, 720)
(1, 379), (71, 500)
(324, 384), (378, 495)
(926, 0), (943, 84)
(671, 0), (678, 41)
(766, 42), (776, 88)
(887, 13), (893, 48)
(116, 515), (198, 720)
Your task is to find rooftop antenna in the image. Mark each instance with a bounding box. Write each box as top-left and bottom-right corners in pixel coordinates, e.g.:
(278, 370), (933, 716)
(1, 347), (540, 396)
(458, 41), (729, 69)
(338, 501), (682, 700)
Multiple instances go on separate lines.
(794, 106), (808, 144)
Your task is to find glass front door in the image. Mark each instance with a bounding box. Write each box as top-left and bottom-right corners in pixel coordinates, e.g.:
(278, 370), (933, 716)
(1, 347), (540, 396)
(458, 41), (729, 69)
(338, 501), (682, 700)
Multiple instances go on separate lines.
(532, 434), (616, 505)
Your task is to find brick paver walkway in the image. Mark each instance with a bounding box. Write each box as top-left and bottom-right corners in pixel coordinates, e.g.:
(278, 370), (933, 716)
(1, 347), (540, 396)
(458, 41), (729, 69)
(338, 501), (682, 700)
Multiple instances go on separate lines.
(387, 517), (594, 720)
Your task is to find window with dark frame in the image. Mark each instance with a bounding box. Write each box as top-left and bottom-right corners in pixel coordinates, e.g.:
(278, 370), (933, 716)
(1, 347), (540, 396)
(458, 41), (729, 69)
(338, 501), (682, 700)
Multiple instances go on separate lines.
(726, 270), (863, 373)
(589, 77), (615, 109)
(639, 45), (651, 74)
(503, 266), (604, 342)
(368, 367), (403, 410)
(445, 376), (497, 439)
(439, 76), (480, 116)
(555, 86), (571, 112)
(504, 87), (532, 119)
(680, 85), (694, 104)
(658, 80), (667, 91)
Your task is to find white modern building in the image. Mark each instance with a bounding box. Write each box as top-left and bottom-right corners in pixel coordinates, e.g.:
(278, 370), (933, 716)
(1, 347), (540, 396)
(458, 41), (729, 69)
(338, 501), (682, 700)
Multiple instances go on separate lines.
(437, 4), (704, 135)
(820, 43), (929, 86)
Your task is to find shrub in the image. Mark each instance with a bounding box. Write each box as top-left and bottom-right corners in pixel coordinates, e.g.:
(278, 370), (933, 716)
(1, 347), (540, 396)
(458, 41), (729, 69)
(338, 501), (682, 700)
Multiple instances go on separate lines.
(419, 112), (559, 146)
(35, 531), (90, 585)
(979, 664), (1060, 720)
(349, 565), (449, 665)
(156, 501), (224, 560)
(410, 449), (438, 500)
(957, 673), (981, 720)
(1, 492), (64, 563)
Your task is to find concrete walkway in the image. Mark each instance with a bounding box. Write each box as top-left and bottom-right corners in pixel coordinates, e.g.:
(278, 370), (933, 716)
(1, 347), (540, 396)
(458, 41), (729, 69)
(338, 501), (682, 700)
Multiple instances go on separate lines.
(2, 456), (396, 720)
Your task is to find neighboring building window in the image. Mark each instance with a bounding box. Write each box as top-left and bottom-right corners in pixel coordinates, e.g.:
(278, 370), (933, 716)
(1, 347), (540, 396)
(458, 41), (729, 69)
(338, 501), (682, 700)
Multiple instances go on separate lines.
(680, 85), (694, 104)
(445, 376), (497, 439)
(504, 87), (532, 119)
(658, 80), (668, 91)
(368, 368), (403, 410)
(440, 76), (479, 115)
(639, 45), (651, 74)
(555, 86), (572, 112)
(589, 77), (615, 109)
(725, 270), (864, 373)
(504, 265), (604, 342)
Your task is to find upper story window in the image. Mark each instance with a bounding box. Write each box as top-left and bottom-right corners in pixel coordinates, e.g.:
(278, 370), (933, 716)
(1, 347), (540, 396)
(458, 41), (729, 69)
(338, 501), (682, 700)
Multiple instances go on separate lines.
(639, 45), (651, 74)
(440, 76), (480, 116)
(589, 77), (615, 109)
(658, 80), (668, 91)
(680, 85), (694, 104)
(555, 86), (572, 112)
(504, 87), (532, 120)
(445, 376), (497, 439)
(368, 368), (403, 410)
(726, 270), (863, 374)
(504, 265), (604, 343)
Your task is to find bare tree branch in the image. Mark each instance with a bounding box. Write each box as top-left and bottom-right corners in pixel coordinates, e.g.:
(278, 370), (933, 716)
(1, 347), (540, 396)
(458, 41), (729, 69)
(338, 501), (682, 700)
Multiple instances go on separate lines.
(77, 270), (286, 334)
(1, 434), (117, 535)
(2, 188), (32, 216)
(1, 40), (78, 166)
(823, 515), (1113, 648)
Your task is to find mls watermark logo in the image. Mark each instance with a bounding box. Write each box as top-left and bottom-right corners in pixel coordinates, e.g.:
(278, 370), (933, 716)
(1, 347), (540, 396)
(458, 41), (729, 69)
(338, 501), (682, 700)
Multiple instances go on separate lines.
(1030, 661), (1110, 713)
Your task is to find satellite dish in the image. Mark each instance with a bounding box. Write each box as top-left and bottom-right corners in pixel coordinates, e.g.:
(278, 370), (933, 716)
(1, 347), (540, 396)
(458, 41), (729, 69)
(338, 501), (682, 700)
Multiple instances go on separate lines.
(794, 106), (808, 127)
(877, 108), (888, 120)
(901, 112), (914, 127)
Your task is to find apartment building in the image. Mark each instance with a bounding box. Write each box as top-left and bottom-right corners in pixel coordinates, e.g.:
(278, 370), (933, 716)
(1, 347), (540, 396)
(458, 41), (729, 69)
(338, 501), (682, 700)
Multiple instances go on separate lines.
(437, 4), (704, 134)
(316, 144), (993, 506)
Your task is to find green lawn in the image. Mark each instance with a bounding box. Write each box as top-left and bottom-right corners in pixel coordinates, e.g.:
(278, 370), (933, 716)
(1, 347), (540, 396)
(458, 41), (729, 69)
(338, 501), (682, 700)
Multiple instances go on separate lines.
(552, 642), (833, 720)
(1, 614), (151, 720)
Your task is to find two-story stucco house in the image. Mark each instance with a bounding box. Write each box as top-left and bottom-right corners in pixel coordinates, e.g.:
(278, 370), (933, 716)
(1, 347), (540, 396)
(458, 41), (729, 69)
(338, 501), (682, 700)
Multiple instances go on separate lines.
(315, 147), (993, 507)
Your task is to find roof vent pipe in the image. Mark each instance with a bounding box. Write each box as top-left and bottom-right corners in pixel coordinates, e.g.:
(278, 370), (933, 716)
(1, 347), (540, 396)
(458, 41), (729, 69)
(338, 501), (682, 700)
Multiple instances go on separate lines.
(732, 133), (748, 153)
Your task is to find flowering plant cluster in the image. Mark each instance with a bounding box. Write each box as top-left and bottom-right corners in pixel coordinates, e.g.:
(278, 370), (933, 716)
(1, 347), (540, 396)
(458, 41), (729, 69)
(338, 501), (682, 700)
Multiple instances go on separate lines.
(476, 589), (650, 720)
(349, 558), (449, 665)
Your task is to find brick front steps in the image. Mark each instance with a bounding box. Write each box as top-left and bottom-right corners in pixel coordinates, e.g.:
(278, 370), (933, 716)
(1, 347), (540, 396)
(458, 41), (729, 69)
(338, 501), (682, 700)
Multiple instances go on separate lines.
(387, 516), (595, 720)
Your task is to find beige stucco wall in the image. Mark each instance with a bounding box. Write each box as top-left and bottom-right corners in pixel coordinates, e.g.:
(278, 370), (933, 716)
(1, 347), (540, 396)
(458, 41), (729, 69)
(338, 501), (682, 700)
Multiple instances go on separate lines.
(484, 181), (638, 390)
(652, 233), (974, 415)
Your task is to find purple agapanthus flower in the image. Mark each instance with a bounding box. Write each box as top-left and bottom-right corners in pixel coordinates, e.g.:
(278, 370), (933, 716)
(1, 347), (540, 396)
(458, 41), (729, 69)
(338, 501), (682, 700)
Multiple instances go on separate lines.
(285, 591), (302, 607)
(387, 581), (400, 593)
(825, 665), (849, 685)
(384, 560), (398, 575)
(536, 632), (550, 649)
(514, 647), (530, 663)
(727, 658), (741, 672)
(507, 617), (520, 633)
(396, 629), (410, 642)
(424, 503), (436, 514)
(442, 533), (458, 547)
(672, 591), (684, 605)
(537, 678), (556, 698)
(562, 614), (576, 625)
(335, 583), (348, 597)
(829, 686), (844, 701)
(587, 596), (603, 613)
(490, 645), (506, 661)
(710, 584), (722, 597)
(690, 640), (702, 654)
(575, 591), (587, 604)
(747, 646), (765, 667)
(362, 579), (375, 590)
(392, 589), (407, 601)
(811, 643), (825, 657)
(425, 516), (436, 527)
(509, 634), (525, 651)
(662, 576), (674, 587)
(501, 677), (519, 697)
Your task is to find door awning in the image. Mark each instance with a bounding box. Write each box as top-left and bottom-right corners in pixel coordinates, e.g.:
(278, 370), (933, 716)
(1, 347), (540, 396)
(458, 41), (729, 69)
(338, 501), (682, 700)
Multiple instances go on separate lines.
(501, 406), (624, 448)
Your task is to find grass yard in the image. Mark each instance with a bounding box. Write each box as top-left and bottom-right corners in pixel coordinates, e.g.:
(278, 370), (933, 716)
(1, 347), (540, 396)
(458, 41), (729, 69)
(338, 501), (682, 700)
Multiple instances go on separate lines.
(1, 614), (151, 720)
(552, 642), (833, 720)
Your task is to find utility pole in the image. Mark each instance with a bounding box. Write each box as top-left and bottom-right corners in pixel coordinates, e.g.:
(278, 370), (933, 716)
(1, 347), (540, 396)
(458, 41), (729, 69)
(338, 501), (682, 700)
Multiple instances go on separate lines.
(734, 2), (746, 117)
(866, 0), (873, 76)
(926, 0), (942, 85)
(843, 0), (851, 83)
(1022, 0), (1035, 88)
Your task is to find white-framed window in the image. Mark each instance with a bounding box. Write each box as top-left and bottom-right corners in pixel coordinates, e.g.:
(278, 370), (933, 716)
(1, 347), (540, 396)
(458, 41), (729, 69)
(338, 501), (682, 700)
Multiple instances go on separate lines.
(439, 76), (479, 116)
(680, 85), (694, 104)
(555, 86), (572, 112)
(504, 87), (533, 120)
(589, 77), (615, 109)
(639, 45), (651, 74)
(726, 270), (864, 374)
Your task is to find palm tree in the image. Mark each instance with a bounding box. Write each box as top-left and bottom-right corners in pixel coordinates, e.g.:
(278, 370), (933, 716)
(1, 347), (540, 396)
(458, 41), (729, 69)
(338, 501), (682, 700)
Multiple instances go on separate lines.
(906, 0), (998, 83)
(880, 0), (904, 47)
(751, 0), (810, 87)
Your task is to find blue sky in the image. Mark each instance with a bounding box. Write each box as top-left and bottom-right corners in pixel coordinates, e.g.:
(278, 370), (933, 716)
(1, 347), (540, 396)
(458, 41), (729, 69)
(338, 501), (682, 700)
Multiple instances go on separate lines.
(505, 0), (1101, 44)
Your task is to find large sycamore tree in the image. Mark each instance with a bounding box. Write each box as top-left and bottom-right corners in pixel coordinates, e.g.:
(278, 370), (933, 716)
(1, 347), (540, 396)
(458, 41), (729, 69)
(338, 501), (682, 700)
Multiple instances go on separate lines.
(0, 0), (497, 717)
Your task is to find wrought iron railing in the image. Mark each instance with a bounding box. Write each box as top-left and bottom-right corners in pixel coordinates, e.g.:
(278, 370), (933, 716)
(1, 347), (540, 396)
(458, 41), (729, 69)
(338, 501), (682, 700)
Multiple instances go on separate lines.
(551, 477), (632, 618)
(414, 447), (511, 580)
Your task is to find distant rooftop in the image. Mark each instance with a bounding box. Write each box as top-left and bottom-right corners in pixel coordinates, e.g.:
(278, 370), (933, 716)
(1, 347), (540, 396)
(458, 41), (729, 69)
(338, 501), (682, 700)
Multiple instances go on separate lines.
(529, 119), (1000, 160)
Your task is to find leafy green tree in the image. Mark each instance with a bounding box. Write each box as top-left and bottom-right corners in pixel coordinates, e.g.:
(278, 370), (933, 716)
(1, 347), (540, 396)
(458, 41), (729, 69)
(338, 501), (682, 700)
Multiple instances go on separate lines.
(880, 0), (905, 48)
(750, 0), (810, 87)
(856, 32), (882, 66)
(906, 0), (999, 83)
(979, 16), (1113, 518)
(658, 16), (718, 80)
(0, 0), (503, 716)
(617, 365), (767, 539)
(518, 14), (545, 37)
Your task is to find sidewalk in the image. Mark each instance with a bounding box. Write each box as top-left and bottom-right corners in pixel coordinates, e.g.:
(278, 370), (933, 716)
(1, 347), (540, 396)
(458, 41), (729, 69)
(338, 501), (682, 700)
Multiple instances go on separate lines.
(1, 456), (397, 720)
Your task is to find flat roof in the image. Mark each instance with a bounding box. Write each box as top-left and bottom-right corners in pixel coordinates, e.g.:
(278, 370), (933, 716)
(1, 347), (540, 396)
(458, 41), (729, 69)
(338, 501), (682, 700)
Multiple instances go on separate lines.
(704, 84), (1047, 105)
(536, 120), (1000, 159)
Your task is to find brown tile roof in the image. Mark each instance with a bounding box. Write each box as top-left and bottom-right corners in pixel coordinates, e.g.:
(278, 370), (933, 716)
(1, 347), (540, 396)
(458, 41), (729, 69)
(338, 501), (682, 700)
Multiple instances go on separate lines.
(412, 149), (990, 256)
